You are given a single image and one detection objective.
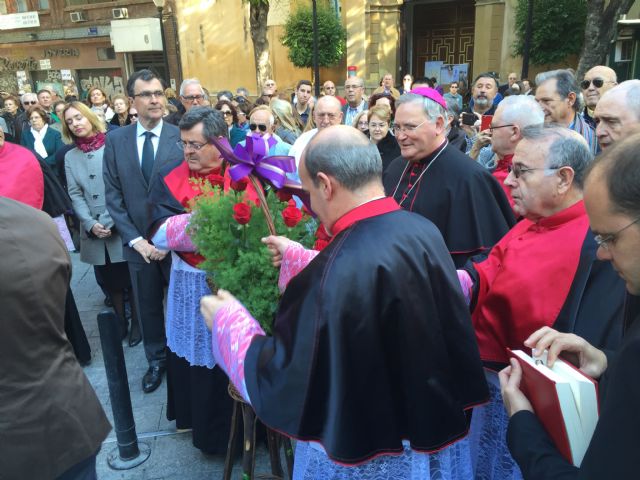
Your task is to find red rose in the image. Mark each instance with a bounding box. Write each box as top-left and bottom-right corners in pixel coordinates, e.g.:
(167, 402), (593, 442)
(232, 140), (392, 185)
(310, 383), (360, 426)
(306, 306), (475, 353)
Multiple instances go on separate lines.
(276, 189), (292, 202)
(314, 239), (329, 251)
(208, 173), (225, 189)
(230, 177), (248, 192)
(281, 205), (303, 228)
(233, 202), (252, 225)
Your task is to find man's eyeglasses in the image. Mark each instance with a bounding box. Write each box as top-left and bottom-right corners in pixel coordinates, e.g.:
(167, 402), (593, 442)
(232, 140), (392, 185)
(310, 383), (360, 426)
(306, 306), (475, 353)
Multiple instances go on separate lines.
(594, 217), (640, 250)
(133, 90), (165, 99)
(249, 123), (268, 132)
(23, 101), (37, 105)
(128, 113), (138, 119)
(182, 94), (204, 102)
(580, 78), (610, 90)
(177, 140), (207, 151)
(489, 124), (515, 134)
(345, 84), (362, 90)
(507, 164), (560, 179)
(393, 119), (428, 135)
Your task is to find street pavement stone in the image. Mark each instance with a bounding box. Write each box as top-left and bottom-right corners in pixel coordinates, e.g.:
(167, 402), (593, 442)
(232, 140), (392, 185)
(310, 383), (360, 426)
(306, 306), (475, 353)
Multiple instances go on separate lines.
(69, 252), (273, 479)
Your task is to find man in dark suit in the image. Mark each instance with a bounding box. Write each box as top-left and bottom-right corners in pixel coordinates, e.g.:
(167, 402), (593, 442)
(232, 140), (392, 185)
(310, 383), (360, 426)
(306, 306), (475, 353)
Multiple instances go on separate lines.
(104, 69), (183, 393)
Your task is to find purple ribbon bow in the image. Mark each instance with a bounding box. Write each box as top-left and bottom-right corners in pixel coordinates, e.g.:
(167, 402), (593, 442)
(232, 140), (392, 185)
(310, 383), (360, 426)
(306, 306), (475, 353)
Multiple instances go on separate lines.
(209, 134), (298, 190)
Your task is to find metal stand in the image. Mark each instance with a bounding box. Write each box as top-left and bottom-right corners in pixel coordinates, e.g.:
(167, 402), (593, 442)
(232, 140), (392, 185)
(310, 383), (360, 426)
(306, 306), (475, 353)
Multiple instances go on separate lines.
(97, 310), (151, 470)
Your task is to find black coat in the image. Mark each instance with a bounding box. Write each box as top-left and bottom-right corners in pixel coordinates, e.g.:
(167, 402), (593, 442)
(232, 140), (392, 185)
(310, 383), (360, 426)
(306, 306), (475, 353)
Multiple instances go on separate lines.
(375, 131), (401, 172)
(507, 295), (640, 479)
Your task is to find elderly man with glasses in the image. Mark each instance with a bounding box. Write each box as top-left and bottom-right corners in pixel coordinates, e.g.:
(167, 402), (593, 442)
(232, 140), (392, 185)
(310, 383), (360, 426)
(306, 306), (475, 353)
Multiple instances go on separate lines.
(236, 105), (292, 156)
(457, 124), (625, 480)
(383, 88), (515, 268)
(166, 78), (208, 126)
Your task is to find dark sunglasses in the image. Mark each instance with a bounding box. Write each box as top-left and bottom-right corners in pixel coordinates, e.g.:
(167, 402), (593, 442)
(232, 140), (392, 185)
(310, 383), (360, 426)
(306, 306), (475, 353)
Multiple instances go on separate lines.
(24, 101), (38, 105)
(249, 123), (268, 132)
(128, 113), (138, 119)
(581, 78), (605, 89)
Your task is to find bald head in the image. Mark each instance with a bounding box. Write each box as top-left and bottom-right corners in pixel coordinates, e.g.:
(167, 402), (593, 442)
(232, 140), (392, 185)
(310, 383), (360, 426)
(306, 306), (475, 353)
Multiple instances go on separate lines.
(314, 95), (343, 129)
(594, 80), (640, 149)
(582, 65), (617, 109)
(304, 125), (382, 190)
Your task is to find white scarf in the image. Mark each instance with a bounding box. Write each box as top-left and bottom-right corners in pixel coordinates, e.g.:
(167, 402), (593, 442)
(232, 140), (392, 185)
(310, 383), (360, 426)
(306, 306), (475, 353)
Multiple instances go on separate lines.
(31, 124), (48, 159)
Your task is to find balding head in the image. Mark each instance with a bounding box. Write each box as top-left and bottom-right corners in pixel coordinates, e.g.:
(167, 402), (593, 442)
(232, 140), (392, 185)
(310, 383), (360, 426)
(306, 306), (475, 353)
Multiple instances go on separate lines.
(314, 95), (343, 129)
(582, 65), (618, 109)
(594, 80), (640, 149)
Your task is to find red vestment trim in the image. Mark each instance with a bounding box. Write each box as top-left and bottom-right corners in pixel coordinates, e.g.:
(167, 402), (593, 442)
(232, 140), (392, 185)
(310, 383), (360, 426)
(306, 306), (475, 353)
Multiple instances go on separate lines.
(493, 153), (514, 208)
(330, 196), (400, 238)
(472, 200), (590, 363)
(162, 161), (260, 268)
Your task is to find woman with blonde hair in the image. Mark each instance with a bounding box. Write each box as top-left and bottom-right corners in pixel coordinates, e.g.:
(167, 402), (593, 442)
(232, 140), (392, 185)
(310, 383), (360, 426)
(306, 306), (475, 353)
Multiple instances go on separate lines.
(367, 105), (400, 172)
(87, 86), (114, 121)
(62, 101), (138, 345)
(110, 94), (131, 127)
(352, 109), (369, 133)
(270, 97), (302, 144)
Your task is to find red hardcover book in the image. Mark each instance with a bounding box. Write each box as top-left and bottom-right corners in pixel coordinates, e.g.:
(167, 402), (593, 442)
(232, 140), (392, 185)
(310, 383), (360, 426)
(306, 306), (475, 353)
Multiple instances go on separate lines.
(508, 349), (599, 466)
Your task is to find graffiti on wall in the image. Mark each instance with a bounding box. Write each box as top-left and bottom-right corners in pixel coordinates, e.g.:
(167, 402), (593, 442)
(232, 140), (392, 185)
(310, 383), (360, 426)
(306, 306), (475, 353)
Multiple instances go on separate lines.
(78, 70), (124, 99)
(0, 56), (39, 73)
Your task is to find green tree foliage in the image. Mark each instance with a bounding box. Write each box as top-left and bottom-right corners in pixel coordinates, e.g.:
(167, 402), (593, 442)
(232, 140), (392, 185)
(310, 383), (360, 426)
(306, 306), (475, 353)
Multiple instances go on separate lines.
(280, 4), (347, 68)
(514, 0), (587, 65)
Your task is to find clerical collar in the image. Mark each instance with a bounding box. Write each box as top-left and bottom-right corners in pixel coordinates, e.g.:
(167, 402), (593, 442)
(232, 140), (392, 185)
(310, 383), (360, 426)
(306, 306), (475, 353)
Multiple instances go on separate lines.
(330, 197), (399, 238)
(417, 139), (447, 165)
(533, 200), (586, 230)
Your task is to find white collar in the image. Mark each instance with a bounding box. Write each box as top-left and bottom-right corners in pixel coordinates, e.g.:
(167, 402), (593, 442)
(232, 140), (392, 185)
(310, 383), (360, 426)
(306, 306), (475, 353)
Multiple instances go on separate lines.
(136, 119), (163, 138)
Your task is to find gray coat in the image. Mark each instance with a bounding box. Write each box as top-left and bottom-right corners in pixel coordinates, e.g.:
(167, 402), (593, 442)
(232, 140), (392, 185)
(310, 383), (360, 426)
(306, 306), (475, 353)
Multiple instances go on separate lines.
(103, 121), (182, 263)
(65, 145), (125, 265)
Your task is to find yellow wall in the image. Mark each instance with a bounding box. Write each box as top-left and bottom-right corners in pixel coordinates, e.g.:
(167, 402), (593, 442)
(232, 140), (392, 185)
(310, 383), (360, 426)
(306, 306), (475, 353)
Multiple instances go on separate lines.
(176, 0), (346, 97)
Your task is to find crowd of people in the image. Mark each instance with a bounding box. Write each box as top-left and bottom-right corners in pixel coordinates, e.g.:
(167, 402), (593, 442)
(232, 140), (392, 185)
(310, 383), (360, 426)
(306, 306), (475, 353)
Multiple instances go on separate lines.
(1, 63), (640, 479)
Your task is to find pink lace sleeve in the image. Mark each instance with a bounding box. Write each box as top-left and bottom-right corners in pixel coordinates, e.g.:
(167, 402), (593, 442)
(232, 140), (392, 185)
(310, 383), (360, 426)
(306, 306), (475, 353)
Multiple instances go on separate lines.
(278, 242), (319, 293)
(211, 300), (266, 403)
(456, 269), (474, 306)
(166, 213), (196, 252)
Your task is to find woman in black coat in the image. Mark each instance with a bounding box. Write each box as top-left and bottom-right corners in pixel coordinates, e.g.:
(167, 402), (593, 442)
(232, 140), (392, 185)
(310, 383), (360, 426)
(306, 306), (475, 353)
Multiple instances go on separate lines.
(368, 105), (401, 172)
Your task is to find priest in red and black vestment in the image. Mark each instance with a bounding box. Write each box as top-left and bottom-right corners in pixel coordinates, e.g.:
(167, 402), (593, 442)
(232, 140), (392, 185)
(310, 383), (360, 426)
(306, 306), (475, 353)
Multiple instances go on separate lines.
(457, 125), (626, 480)
(200, 126), (490, 478)
(147, 107), (260, 454)
(383, 88), (516, 268)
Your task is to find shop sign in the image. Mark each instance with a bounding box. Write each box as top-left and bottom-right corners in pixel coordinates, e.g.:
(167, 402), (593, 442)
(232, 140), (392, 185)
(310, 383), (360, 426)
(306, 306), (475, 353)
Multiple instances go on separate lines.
(44, 48), (80, 58)
(39, 59), (51, 70)
(0, 12), (40, 30)
(0, 56), (39, 71)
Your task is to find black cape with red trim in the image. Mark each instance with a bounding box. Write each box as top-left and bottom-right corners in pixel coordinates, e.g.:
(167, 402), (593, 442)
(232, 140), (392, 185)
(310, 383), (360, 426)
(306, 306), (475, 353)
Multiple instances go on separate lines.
(383, 142), (516, 268)
(245, 208), (489, 464)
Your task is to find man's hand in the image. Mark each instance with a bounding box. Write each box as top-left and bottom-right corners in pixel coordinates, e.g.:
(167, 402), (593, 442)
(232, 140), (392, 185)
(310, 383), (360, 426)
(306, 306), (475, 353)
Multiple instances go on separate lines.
(261, 235), (293, 267)
(459, 111), (481, 138)
(132, 239), (156, 264)
(150, 248), (168, 262)
(200, 289), (237, 330)
(91, 222), (112, 238)
(499, 359), (534, 417)
(524, 327), (608, 379)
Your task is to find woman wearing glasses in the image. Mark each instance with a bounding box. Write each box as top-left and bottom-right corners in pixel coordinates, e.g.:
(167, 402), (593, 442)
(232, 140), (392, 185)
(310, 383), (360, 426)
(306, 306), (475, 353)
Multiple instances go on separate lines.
(109, 94), (132, 127)
(63, 102), (137, 344)
(214, 99), (246, 147)
(368, 105), (400, 172)
(20, 106), (65, 171)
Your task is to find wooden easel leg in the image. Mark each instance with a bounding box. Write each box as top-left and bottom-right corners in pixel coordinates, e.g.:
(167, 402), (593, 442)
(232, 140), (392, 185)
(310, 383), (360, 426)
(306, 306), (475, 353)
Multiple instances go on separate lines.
(223, 400), (241, 480)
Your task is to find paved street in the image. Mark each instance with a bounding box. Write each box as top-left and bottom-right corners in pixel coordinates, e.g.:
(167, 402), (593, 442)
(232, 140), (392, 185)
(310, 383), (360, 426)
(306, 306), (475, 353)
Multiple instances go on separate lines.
(70, 252), (271, 479)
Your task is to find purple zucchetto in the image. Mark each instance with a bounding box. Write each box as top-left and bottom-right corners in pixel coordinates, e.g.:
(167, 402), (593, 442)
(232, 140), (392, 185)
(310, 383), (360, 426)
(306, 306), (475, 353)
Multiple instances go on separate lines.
(408, 87), (447, 109)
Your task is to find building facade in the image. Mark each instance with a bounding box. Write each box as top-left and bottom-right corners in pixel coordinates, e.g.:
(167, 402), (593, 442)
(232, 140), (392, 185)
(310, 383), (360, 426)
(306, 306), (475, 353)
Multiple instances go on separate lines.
(0, 0), (181, 98)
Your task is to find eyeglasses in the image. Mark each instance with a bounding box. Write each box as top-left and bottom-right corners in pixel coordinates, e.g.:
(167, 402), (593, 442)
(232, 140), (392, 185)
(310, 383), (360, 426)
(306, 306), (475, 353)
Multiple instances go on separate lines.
(345, 84), (362, 90)
(507, 164), (560, 179)
(128, 113), (138, 119)
(489, 124), (515, 133)
(23, 101), (37, 105)
(369, 122), (387, 129)
(393, 119), (428, 135)
(580, 78), (610, 90)
(133, 90), (165, 99)
(182, 94), (204, 102)
(220, 110), (233, 117)
(249, 123), (268, 132)
(177, 140), (207, 151)
(316, 112), (338, 120)
(594, 217), (640, 250)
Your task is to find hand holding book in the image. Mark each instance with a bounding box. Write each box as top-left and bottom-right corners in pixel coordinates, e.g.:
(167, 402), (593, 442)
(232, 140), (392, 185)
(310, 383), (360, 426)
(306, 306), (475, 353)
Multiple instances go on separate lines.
(524, 326), (608, 379)
(499, 359), (534, 417)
